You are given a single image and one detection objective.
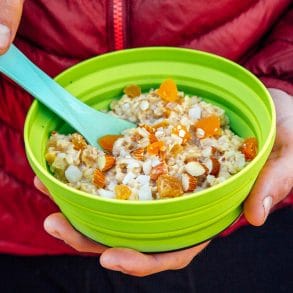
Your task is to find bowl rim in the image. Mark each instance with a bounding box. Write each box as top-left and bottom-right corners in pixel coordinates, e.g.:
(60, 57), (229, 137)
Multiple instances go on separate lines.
(24, 46), (276, 206)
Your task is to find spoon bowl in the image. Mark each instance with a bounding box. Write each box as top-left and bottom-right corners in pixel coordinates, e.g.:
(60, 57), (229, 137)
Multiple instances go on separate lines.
(0, 45), (135, 147)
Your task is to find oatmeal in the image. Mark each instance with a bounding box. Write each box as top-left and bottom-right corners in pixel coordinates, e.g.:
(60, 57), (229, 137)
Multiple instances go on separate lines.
(45, 79), (258, 200)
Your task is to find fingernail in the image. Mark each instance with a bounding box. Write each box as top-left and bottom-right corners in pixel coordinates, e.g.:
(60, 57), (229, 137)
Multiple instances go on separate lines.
(0, 24), (11, 49)
(100, 254), (122, 271)
(101, 254), (115, 267)
(262, 196), (272, 221)
(43, 217), (62, 239)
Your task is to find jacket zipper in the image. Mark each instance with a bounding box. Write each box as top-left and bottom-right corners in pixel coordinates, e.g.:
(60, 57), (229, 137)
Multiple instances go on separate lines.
(112, 0), (125, 50)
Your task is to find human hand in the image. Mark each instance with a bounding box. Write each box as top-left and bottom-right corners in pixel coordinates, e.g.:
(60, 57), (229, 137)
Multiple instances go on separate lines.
(0, 0), (24, 54)
(34, 177), (210, 277)
(244, 88), (293, 225)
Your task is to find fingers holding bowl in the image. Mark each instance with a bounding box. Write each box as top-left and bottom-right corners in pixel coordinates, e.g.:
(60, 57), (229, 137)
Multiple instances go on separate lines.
(100, 241), (211, 277)
(44, 212), (108, 254)
(244, 144), (293, 226)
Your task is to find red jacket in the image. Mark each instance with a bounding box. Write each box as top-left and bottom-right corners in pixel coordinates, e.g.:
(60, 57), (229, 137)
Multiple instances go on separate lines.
(0, 0), (292, 255)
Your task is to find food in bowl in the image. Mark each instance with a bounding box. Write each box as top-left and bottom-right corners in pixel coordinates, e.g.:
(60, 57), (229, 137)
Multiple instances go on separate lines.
(45, 79), (257, 201)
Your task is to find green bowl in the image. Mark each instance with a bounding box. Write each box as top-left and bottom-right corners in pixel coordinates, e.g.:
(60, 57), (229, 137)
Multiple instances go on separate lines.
(24, 47), (276, 252)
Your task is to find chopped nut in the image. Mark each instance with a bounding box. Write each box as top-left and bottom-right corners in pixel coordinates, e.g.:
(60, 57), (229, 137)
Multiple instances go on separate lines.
(205, 157), (221, 177)
(141, 125), (158, 143)
(150, 162), (168, 180)
(195, 128), (205, 139)
(140, 100), (149, 111)
(131, 132), (143, 142)
(185, 161), (206, 177)
(81, 145), (98, 167)
(92, 169), (105, 188)
(181, 173), (197, 192)
(172, 125), (191, 145)
(131, 148), (145, 161)
(97, 155), (116, 171)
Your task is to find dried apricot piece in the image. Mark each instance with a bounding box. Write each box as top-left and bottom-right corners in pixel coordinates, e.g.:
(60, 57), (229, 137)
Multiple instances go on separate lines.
(171, 125), (191, 144)
(98, 135), (122, 152)
(157, 174), (184, 198)
(240, 137), (258, 161)
(148, 133), (158, 144)
(195, 115), (221, 138)
(147, 141), (166, 156)
(115, 184), (132, 200)
(71, 133), (87, 150)
(157, 79), (179, 102)
(123, 84), (141, 98)
(170, 144), (183, 156)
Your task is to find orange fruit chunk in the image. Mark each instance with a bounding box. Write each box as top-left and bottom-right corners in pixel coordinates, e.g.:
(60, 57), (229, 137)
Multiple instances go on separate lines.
(123, 84), (141, 98)
(157, 174), (183, 198)
(71, 133), (87, 150)
(98, 135), (122, 152)
(147, 141), (165, 156)
(195, 115), (221, 138)
(115, 184), (132, 200)
(170, 144), (183, 156)
(171, 125), (191, 144)
(157, 79), (179, 102)
(240, 137), (258, 161)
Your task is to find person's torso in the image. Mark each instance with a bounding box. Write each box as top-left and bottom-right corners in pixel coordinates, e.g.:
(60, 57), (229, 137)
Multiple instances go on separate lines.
(0, 0), (290, 255)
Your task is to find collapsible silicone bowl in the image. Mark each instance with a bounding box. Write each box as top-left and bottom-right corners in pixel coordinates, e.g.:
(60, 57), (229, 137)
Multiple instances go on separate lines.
(24, 47), (276, 252)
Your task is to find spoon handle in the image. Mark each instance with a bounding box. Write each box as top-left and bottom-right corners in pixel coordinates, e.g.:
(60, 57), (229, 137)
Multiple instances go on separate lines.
(0, 44), (134, 147)
(0, 45), (87, 132)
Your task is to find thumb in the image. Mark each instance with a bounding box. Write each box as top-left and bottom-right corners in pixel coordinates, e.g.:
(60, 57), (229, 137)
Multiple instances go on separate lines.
(0, 0), (24, 54)
(244, 152), (293, 226)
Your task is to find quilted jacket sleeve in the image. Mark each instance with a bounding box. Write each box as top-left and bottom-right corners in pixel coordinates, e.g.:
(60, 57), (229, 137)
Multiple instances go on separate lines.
(244, 6), (293, 95)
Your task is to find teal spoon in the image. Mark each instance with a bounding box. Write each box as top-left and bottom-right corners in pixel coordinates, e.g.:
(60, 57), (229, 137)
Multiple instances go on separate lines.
(0, 44), (135, 148)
